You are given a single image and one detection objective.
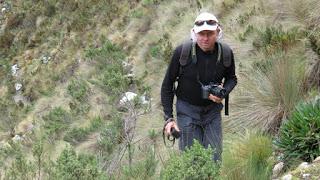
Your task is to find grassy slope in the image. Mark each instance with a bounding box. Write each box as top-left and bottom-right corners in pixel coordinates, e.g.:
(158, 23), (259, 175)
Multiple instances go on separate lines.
(0, 0), (319, 178)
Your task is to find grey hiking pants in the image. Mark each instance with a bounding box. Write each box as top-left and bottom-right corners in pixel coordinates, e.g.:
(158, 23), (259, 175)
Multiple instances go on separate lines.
(176, 99), (223, 161)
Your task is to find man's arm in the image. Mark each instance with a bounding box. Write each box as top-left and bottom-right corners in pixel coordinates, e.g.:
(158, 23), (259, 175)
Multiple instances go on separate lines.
(160, 46), (181, 120)
(223, 51), (237, 95)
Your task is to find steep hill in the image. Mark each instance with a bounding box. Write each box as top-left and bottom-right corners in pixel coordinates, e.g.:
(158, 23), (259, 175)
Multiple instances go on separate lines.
(0, 0), (319, 179)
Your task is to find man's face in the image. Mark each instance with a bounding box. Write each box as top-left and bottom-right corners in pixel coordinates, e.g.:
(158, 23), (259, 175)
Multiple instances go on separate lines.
(196, 30), (218, 52)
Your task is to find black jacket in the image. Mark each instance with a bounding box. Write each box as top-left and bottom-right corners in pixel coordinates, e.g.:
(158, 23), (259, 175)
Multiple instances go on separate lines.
(161, 42), (237, 120)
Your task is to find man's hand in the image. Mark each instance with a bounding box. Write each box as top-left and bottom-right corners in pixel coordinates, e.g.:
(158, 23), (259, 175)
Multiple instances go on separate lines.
(209, 94), (223, 103)
(209, 84), (223, 103)
(165, 120), (180, 136)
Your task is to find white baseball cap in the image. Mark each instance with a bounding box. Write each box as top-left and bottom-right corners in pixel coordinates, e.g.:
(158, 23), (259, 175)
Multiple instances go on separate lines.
(193, 12), (219, 33)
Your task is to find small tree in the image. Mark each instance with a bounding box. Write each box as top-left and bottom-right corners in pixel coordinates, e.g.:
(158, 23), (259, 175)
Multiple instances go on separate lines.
(161, 140), (220, 180)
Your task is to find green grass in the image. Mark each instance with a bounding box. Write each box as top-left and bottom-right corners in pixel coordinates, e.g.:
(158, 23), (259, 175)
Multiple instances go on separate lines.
(221, 130), (274, 180)
(225, 48), (306, 133)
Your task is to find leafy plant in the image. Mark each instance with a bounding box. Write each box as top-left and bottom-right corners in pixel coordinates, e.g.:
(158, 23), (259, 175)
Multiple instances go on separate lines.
(122, 148), (158, 179)
(67, 79), (88, 101)
(221, 130), (274, 180)
(160, 140), (220, 180)
(275, 97), (320, 162)
(43, 107), (72, 142)
(253, 26), (301, 55)
(4, 152), (35, 180)
(54, 147), (105, 180)
(64, 116), (104, 145)
(97, 111), (124, 157)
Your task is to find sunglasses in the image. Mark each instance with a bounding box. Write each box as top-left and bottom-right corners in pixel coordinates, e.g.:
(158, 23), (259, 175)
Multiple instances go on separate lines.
(194, 20), (217, 26)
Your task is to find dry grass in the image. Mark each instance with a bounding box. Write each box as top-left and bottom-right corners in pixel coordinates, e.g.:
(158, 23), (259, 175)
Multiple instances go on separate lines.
(225, 47), (306, 133)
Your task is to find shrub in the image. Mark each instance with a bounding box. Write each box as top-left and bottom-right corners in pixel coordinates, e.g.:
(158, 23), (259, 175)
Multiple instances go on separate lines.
(221, 130), (274, 180)
(67, 79), (88, 101)
(121, 149), (157, 179)
(253, 26), (300, 55)
(97, 112), (123, 156)
(160, 140), (220, 180)
(43, 107), (72, 141)
(275, 97), (320, 162)
(4, 152), (35, 180)
(84, 40), (129, 100)
(64, 116), (104, 145)
(54, 147), (105, 180)
(63, 128), (88, 144)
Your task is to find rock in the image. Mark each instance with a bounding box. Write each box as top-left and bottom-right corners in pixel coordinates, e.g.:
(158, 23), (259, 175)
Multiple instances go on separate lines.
(302, 174), (311, 179)
(15, 83), (22, 91)
(273, 162), (284, 178)
(11, 64), (19, 76)
(119, 92), (151, 106)
(119, 92), (137, 106)
(298, 162), (309, 169)
(41, 55), (52, 64)
(281, 174), (292, 180)
(140, 95), (150, 105)
(313, 156), (320, 163)
(12, 134), (22, 142)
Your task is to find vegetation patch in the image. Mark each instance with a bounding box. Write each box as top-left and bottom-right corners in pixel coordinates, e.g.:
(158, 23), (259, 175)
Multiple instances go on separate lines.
(221, 131), (274, 180)
(161, 140), (220, 179)
(43, 107), (72, 142)
(275, 97), (320, 163)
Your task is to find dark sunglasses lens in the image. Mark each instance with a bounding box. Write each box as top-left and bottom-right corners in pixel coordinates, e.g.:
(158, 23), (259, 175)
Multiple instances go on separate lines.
(195, 21), (204, 26)
(195, 20), (217, 26)
(206, 20), (216, 25)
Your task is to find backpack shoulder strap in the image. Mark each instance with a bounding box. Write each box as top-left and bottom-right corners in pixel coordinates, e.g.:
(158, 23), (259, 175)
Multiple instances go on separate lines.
(179, 40), (193, 66)
(218, 42), (232, 67)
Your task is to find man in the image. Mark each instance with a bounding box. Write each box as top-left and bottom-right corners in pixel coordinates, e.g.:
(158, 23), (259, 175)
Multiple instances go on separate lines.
(161, 12), (237, 161)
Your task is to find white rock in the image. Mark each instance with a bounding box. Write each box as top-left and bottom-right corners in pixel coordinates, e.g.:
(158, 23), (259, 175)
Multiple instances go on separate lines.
(140, 95), (150, 105)
(302, 174), (311, 179)
(42, 55), (51, 64)
(273, 162), (284, 177)
(1, 7), (6, 13)
(11, 64), (19, 76)
(120, 92), (137, 105)
(281, 174), (292, 180)
(15, 83), (22, 91)
(12, 135), (22, 142)
(313, 156), (320, 163)
(298, 162), (309, 169)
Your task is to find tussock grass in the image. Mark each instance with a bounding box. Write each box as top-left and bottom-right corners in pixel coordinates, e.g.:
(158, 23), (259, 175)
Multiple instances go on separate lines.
(221, 130), (274, 180)
(225, 48), (306, 133)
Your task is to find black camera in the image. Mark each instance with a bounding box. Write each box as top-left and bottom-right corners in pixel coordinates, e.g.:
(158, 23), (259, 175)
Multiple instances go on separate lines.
(170, 127), (180, 139)
(201, 83), (226, 99)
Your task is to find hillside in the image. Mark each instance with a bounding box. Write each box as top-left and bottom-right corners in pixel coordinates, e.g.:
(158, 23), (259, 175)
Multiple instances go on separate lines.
(0, 0), (319, 179)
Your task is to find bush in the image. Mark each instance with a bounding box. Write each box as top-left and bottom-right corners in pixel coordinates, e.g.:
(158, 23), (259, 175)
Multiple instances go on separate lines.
(97, 112), (123, 156)
(221, 130), (274, 180)
(63, 128), (88, 144)
(122, 149), (157, 179)
(253, 26), (300, 55)
(4, 152), (35, 180)
(64, 116), (104, 145)
(43, 107), (72, 141)
(275, 97), (320, 162)
(160, 140), (220, 180)
(67, 79), (88, 101)
(85, 40), (129, 100)
(54, 147), (105, 180)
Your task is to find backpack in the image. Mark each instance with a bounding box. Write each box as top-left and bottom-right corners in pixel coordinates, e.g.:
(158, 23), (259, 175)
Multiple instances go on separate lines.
(178, 40), (232, 115)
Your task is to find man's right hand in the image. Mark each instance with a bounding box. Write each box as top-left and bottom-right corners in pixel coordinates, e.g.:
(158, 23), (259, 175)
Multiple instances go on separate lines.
(165, 120), (180, 136)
